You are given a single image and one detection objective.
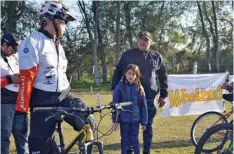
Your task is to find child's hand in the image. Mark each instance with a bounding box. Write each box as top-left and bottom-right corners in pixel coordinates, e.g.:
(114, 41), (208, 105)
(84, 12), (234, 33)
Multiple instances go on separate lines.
(113, 123), (119, 131)
(141, 125), (146, 131)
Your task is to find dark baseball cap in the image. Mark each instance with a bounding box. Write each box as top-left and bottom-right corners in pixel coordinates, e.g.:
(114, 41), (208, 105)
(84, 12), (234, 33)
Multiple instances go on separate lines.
(1, 33), (20, 51)
(138, 31), (152, 41)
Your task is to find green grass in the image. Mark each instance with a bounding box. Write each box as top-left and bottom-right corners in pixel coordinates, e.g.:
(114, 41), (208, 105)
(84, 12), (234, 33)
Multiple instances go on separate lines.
(9, 87), (232, 154)
(71, 82), (112, 94)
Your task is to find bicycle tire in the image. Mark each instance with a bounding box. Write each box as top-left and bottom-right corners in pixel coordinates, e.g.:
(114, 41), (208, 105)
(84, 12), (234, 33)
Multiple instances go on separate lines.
(190, 111), (228, 147)
(194, 123), (233, 154)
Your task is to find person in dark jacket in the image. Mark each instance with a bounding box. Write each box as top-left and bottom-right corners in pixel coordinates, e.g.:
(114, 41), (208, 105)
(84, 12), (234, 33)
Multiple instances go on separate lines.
(112, 64), (148, 154)
(111, 31), (168, 154)
(222, 79), (233, 102)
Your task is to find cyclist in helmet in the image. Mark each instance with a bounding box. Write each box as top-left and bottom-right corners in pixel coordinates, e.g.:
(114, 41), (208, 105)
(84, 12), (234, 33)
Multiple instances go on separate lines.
(15, 1), (93, 153)
(1, 33), (28, 154)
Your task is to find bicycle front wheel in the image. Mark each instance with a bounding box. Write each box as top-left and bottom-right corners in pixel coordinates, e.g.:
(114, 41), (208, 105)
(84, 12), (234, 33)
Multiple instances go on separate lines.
(190, 111), (228, 147)
(194, 123), (233, 154)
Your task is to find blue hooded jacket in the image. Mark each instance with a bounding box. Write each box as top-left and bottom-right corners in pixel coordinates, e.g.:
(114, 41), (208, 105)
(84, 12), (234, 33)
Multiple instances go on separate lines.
(112, 80), (148, 125)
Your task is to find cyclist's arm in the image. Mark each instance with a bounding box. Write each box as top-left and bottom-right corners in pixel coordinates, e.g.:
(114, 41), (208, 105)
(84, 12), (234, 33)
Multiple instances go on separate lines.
(1, 76), (12, 87)
(228, 81), (234, 92)
(15, 38), (39, 113)
(223, 82), (234, 92)
(1, 55), (19, 87)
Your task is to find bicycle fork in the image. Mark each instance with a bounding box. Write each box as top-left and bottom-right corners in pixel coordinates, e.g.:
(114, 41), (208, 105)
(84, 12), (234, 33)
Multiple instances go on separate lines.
(79, 140), (104, 154)
(57, 122), (65, 153)
(226, 141), (233, 153)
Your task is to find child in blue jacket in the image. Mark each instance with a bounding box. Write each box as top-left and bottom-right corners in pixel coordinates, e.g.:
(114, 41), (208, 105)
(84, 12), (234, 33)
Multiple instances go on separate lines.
(112, 64), (148, 154)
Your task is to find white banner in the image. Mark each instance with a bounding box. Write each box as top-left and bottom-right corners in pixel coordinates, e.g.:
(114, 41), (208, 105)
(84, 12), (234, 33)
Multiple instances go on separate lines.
(159, 73), (228, 118)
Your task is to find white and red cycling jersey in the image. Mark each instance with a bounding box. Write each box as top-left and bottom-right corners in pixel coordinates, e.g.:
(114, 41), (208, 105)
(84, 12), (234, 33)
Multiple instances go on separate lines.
(1, 53), (19, 92)
(16, 29), (69, 112)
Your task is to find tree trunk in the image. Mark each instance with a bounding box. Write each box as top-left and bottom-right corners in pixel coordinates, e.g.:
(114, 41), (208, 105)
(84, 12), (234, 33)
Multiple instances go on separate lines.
(99, 45), (107, 84)
(211, 1), (220, 72)
(78, 1), (100, 85)
(4, 1), (25, 33)
(157, 2), (165, 50)
(97, 2), (107, 84)
(115, 1), (121, 64)
(124, 2), (134, 48)
(197, 1), (211, 72)
(203, 2), (214, 73)
(93, 1), (101, 84)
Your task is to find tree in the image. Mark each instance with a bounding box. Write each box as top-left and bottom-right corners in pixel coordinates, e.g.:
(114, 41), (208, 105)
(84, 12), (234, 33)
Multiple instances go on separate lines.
(197, 1), (211, 72)
(124, 2), (134, 48)
(96, 2), (108, 83)
(211, 1), (220, 72)
(77, 1), (101, 85)
(93, 1), (101, 84)
(1, 1), (26, 34)
(115, 1), (121, 64)
(2, 1), (232, 82)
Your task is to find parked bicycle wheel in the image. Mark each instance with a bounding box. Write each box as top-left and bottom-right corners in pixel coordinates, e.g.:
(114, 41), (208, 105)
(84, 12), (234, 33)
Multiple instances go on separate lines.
(194, 123), (233, 154)
(191, 111), (228, 147)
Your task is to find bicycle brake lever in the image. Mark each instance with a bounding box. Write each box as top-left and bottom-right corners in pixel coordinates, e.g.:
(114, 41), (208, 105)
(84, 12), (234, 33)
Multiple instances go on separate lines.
(115, 104), (124, 111)
(45, 115), (55, 122)
(45, 114), (65, 122)
(113, 105), (136, 115)
(122, 109), (136, 115)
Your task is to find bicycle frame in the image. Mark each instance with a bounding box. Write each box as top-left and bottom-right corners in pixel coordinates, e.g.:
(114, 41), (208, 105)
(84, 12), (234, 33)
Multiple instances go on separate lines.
(227, 141), (233, 153)
(55, 116), (104, 154)
(209, 106), (233, 129)
(223, 108), (233, 120)
(224, 128), (233, 154)
(34, 102), (132, 154)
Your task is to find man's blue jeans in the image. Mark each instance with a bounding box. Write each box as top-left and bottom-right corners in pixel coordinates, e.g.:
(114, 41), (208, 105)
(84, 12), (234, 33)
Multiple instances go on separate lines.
(1, 104), (28, 154)
(143, 100), (157, 153)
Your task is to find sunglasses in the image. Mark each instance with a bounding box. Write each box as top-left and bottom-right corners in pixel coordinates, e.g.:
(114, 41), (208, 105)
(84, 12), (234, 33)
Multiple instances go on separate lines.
(57, 19), (68, 25)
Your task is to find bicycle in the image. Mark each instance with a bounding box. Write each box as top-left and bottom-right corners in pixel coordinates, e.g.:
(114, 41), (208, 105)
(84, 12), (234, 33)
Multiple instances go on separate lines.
(190, 100), (233, 150)
(34, 101), (132, 154)
(190, 84), (233, 149)
(194, 123), (233, 154)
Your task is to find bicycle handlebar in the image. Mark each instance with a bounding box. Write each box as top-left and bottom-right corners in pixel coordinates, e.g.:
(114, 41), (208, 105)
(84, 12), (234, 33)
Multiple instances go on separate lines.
(33, 102), (132, 114)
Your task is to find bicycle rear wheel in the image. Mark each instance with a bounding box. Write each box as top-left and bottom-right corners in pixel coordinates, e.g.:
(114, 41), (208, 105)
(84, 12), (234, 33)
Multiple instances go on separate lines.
(190, 111), (228, 148)
(194, 123), (233, 154)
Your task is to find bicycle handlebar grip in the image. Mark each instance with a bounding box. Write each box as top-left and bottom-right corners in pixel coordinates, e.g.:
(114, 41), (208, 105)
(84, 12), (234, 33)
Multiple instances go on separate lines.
(33, 107), (54, 112)
(118, 102), (132, 107)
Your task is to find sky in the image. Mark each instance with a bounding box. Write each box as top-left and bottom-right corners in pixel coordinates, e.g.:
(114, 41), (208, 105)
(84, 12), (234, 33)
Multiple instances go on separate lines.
(33, 0), (79, 15)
